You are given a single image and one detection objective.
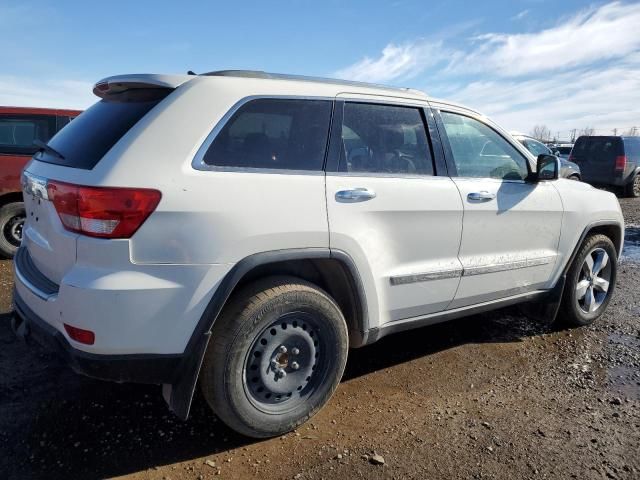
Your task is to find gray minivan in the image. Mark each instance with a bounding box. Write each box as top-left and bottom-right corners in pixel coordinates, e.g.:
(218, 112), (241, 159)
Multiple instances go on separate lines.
(570, 136), (640, 197)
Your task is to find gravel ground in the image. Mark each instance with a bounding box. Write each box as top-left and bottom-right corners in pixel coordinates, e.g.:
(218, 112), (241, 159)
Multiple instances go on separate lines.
(1, 200), (639, 480)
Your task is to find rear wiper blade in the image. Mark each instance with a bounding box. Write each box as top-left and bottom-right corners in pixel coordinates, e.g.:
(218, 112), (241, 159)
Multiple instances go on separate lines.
(33, 139), (65, 160)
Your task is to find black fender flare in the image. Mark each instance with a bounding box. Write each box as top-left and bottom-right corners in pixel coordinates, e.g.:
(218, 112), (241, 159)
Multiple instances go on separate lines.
(165, 248), (368, 419)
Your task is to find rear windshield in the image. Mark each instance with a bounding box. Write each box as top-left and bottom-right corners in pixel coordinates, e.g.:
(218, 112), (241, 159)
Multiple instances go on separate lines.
(572, 137), (623, 163)
(556, 146), (572, 154)
(35, 89), (170, 170)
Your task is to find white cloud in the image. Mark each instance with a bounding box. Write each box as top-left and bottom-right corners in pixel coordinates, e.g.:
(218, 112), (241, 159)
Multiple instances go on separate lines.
(0, 76), (95, 110)
(333, 1), (640, 136)
(452, 1), (640, 77)
(447, 58), (640, 136)
(333, 40), (447, 84)
(512, 9), (529, 21)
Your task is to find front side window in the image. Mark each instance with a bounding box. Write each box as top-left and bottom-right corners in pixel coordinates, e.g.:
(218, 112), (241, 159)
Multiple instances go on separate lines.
(0, 114), (54, 155)
(203, 99), (332, 171)
(440, 112), (529, 180)
(340, 102), (434, 175)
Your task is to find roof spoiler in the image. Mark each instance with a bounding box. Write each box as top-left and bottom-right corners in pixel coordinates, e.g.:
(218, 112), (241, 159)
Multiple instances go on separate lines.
(92, 74), (193, 98)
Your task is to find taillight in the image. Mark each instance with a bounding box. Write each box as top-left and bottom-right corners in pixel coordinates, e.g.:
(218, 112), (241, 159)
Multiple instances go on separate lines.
(568, 154), (575, 162)
(46, 181), (161, 238)
(64, 323), (95, 345)
(615, 155), (627, 172)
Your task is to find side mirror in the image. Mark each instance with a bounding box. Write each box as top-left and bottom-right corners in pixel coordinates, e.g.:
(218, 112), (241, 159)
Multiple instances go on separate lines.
(534, 154), (560, 181)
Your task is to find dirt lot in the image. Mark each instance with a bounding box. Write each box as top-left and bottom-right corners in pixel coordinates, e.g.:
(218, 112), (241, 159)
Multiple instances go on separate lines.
(1, 199), (639, 480)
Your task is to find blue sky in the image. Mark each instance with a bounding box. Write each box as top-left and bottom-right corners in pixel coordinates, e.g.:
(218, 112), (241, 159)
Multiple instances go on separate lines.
(1, 0), (639, 139)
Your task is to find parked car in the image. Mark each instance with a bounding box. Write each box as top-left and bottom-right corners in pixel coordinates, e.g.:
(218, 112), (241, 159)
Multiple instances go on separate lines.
(511, 133), (581, 180)
(12, 71), (624, 438)
(551, 143), (574, 160)
(569, 136), (640, 197)
(0, 106), (81, 257)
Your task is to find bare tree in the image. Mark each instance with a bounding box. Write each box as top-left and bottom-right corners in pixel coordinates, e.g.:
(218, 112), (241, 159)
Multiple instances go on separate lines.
(624, 126), (638, 136)
(579, 127), (595, 137)
(530, 125), (551, 142)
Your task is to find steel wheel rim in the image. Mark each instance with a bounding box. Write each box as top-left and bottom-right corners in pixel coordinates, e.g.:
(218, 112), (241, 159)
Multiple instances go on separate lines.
(576, 247), (612, 313)
(243, 311), (327, 414)
(3, 214), (24, 247)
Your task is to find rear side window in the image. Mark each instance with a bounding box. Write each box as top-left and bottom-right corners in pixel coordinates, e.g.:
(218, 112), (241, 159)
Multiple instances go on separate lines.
(203, 99), (332, 171)
(0, 114), (55, 155)
(339, 102), (434, 175)
(572, 137), (623, 163)
(37, 89), (170, 170)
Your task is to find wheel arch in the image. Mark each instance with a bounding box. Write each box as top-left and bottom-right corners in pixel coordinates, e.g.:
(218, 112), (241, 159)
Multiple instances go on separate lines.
(165, 248), (369, 420)
(0, 191), (24, 207)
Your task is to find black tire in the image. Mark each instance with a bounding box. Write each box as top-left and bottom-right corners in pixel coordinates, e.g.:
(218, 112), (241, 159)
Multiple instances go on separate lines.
(559, 234), (617, 327)
(567, 174), (581, 181)
(200, 276), (349, 438)
(0, 202), (25, 258)
(624, 175), (640, 198)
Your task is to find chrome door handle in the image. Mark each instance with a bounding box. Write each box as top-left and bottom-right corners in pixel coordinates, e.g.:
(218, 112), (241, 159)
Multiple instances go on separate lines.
(335, 188), (377, 203)
(467, 191), (496, 202)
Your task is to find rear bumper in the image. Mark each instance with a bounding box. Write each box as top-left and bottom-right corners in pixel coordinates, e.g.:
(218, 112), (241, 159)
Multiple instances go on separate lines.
(12, 290), (183, 384)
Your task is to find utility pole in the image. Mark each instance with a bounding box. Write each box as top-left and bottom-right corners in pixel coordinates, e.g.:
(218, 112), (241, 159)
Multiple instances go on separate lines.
(570, 129), (576, 142)
(613, 128), (618, 136)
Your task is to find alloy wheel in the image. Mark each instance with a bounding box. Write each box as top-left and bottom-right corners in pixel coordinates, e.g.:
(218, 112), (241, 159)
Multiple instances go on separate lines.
(575, 247), (612, 313)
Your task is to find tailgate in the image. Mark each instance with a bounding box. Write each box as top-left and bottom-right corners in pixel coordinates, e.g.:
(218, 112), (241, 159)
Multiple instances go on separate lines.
(21, 170), (77, 285)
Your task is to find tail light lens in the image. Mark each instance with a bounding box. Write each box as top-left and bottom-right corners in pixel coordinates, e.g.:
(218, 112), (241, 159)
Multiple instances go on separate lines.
(615, 155), (627, 172)
(46, 181), (161, 238)
(64, 323), (95, 345)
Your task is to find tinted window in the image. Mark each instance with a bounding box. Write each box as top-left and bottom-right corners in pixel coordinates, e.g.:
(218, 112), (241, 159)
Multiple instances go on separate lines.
(0, 115), (55, 155)
(203, 99), (332, 171)
(440, 112), (529, 180)
(522, 138), (551, 157)
(340, 103), (433, 175)
(37, 89), (170, 170)
(572, 137), (623, 163)
(556, 146), (573, 155)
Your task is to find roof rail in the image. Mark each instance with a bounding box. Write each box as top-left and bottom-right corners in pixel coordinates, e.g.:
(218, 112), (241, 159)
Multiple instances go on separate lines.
(202, 70), (428, 97)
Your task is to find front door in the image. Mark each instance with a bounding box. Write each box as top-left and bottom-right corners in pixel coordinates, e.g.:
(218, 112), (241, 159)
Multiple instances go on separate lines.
(435, 109), (563, 309)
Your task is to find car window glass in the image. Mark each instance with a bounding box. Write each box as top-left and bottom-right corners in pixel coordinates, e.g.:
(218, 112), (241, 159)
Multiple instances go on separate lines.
(0, 115), (54, 155)
(203, 99), (332, 171)
(440, 112), (528, 180)
(523, 139), (551, 157)
(572, 138), (621, 163)
(340, 102), (434, 175)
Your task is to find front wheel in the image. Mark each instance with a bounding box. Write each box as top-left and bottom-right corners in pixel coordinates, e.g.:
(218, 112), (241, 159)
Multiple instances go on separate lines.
(200, 276), (349, 438)
(559, 234), (617, 327)
(0, 202), (26, 258)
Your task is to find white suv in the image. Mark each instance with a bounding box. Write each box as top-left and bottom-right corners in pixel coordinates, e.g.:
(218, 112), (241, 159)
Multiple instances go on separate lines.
(13, 71), (624, 438)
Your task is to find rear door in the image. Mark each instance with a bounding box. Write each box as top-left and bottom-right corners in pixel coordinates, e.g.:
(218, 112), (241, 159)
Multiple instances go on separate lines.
(326, 99), (463, 327)
(434, 108), (563, 308)
(571, 137), (622, 183)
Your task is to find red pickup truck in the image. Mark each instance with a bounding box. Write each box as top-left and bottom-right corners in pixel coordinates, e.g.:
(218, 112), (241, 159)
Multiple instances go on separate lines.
(0, 106), (81, 257)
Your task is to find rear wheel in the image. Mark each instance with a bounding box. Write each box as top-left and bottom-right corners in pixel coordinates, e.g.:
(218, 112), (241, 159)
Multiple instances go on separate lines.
(625, 175), (640, 198)
(567, 174), (581, 181)
(0, 202), (25, 258)
(200, 276), (348, 438)
(560, 234), (617, 327)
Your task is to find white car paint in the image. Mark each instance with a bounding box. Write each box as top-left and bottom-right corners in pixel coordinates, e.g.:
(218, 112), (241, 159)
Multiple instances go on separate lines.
(15, 72), (624, 359)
